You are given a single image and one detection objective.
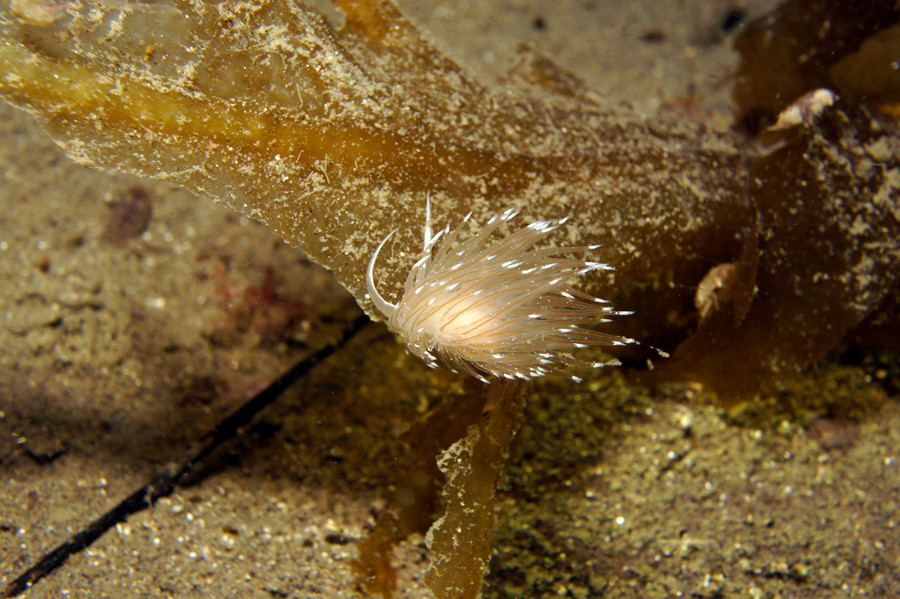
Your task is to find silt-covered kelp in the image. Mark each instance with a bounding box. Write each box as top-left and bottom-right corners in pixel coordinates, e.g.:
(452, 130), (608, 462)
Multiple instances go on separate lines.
(661, 104), (900, 398)
(1, 0), (896, 401)
(662, 0), (900, 398)
(1, 0), (748, 366)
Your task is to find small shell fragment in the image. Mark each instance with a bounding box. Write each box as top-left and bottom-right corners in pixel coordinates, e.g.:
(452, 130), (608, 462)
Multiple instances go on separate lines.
(695, 262), (738, 321)
(772, 88), (837, 130)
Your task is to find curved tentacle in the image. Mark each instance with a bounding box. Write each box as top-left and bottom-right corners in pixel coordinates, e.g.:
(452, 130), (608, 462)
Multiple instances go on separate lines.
(366, 228), (400, 317)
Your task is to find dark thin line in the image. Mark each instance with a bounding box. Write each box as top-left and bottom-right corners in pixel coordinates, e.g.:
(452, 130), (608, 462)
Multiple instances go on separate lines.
(3, 313), (371, 598)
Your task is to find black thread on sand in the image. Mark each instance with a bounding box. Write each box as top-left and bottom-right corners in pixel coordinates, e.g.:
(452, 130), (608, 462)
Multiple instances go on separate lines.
(3, 313), (370, 598)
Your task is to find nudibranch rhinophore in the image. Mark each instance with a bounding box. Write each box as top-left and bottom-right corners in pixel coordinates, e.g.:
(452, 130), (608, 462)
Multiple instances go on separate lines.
(366, 198), (637, 383)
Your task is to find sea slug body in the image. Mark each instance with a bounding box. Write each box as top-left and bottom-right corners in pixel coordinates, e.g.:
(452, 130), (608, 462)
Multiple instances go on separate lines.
(366, 197), (636, 383)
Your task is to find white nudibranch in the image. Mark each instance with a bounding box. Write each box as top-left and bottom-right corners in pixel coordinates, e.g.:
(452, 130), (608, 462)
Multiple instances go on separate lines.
(366, 198), (637, 383)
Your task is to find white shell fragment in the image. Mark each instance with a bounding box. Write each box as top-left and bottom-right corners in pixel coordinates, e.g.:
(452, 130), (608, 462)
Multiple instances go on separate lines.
(773, 88), (837, 130)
